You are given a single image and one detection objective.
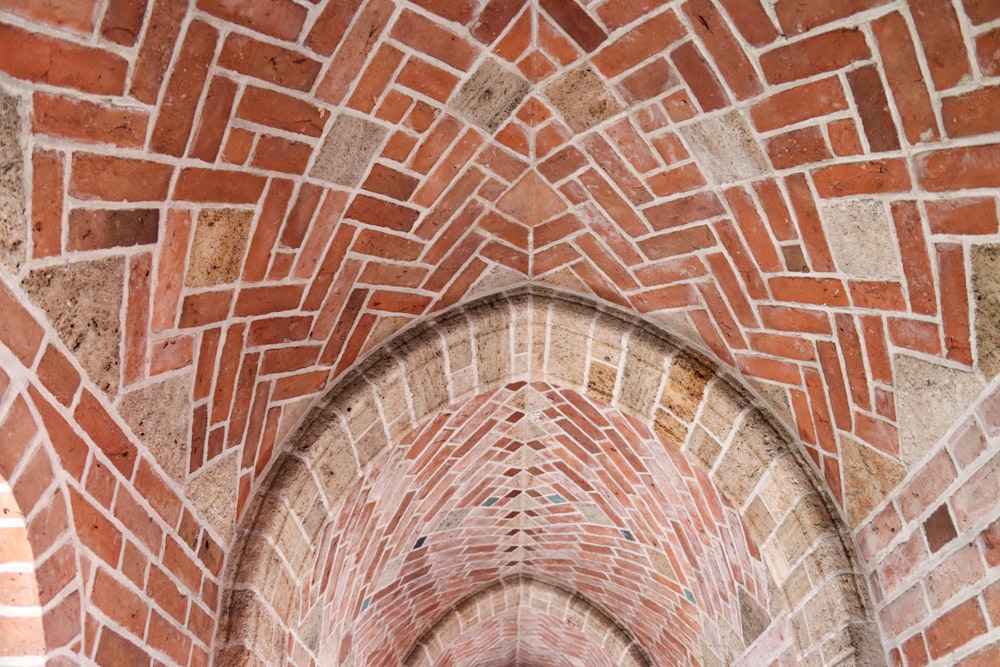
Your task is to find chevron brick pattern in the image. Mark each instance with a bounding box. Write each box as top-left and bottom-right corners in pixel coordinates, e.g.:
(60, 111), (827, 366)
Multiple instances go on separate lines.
(0, 0), (998, 665)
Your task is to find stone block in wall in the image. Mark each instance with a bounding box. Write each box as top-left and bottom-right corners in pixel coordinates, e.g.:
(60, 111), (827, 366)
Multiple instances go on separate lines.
(22, 256), (124, 395)
(894, 354), (984, 466)
(842, 434), (906, 528)
(973, 243), (1000, 378)
(185, 448), (239, 543)
(0, 88), (26, 273)
(117, 373), (192, 482)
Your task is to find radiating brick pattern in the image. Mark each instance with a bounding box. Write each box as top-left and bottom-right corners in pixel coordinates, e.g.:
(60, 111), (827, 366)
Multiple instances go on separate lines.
(0, 0), (996, 664)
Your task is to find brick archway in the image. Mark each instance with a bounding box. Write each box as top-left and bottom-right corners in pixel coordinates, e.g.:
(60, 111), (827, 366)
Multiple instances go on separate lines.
(403, 576), (651, 667)
(0, 476), (45, 665)
(218, 288), (880, 665)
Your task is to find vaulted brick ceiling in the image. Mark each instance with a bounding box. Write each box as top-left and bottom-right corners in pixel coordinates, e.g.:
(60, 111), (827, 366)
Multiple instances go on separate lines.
(0, 0), (998, 666)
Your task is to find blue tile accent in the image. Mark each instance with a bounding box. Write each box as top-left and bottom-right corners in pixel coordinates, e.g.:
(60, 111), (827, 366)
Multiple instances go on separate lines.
(621, 529), (636, 542)
(547, 493), (567, 504)
(361, 595), (371, 613)
(482, 496), (500, 507)
(683, 588), (696, 605)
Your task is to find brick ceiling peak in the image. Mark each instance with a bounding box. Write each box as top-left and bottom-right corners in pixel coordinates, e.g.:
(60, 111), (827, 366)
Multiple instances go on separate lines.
(495, 169), (569, 226)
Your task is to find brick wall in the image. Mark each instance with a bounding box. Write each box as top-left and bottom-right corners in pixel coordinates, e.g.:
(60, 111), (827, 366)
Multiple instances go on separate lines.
(0, 0), (996, 664)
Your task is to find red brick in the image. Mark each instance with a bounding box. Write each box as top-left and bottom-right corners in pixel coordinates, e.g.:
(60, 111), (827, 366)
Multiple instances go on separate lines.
(129, 0), (187, 103)
(234, 285), (305, 317)
(75, 391), (138, 478)
(750, 76), (848, 133)
(928, 197), (999, 236)
(638, 225), (716, 260)
(717, 0), (778, 47)
(30, 149), (63, 259)
(959, 643), (1000, 667)
(848, 64), (901, 152)
(392, 9), (477, 71)
(363, 165), (420, 202)
(909, 0), (972, 90)
(273, 369), (329, 401)
(759, 28), (870, 84)
(70, 154), (173, 203)
(348, 44), (406, 114)
(812, 159), (911, 197)
(888, 317), (942, 355)
(314, 0), (394, 104)
(219, 33), (320, 92)
(539, 0), (606, 53)
(770, 276), (849, 307)
(180, 290), (234, 329)
(943, 86), (1000, 138)
(926, 598), (987, 659)
(766, 126), (832, 169)
(173, 168), (267, 204)
(671, 41), (729, 112)
(829, 118), (866, 156)
(410, 0), (476, 24)
(753, 179), (797, 242)
(592, 9), (684, 77)
(773, 0), (891, 35)
(397, 57), (460, 103)
(95, 625), (151, 667)
(190, 76), (238, 162)
(151, 20), (217, 157)
(917, 145), (1000, 192)
(0, 282), (43, 367)
(849, 281), (907, 312)
(118, 254), (149, 389)
(67, 208), (159, 252)
(33, 93), (148, 148)
(880, 585), (928, 637)
(472, 0), (527, 44)
(937, 243), (973, 365)
(236, 86), (326, 137)
(816, 341), (852, 431)
(618, 58), (678, 104)
(683, 0), (761, 100)
(36, 346), (80, 408)
(0, 24), (127, 95)
(873, 12), (941, 145)
(785, 173), (835, 271)
(99, 0), (148, 46)
(977, 28), (1000, 76)
(891, 202), (937, 315)
(251, 135), (313, 175)
(196, 0), (306, 41)
(697, 282), (747, 349)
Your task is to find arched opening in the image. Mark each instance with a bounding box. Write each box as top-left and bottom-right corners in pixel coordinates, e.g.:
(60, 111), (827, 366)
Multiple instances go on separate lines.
(217, 289), (879, 665)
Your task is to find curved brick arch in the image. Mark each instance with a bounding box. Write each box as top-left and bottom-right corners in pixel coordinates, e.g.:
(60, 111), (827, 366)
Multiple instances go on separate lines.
(403, 575), (651, 667)
(0, 475), (45, 665)
(218, 288), (880, 665)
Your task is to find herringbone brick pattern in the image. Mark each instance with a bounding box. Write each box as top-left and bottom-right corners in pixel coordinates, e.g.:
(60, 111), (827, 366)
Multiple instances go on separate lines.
(0, 0), (996, 665)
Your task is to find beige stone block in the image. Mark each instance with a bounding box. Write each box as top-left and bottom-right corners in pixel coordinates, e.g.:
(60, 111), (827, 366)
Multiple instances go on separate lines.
(452, 58), (530, 133)
(475, 309), (511, 388)
(686, 425), (722, 470)
(185, 209), (252, 287)
(662, 352), (714, 422)
(743, 496), (776, 547)
(619, 331), (668, 417)
(545, 65), (623, 133)
(802, 573), (865, 643)
(311, 113), (386, 187)
(699, 380), (746, 440)
(756, 458), (812, 521)
(895, 354), (984, 466)
(186, 448), (239, 543)
(841, 434), (906, 528)
(775, 493), (834, 567)
(712, 411), (784, 508)
(973, 243), (1000, 378)
(678, 110), (768, 183)
(821, 199), (902, 280)
(117, 373), (192, 482)
(546, 301), (590, 386)
(297, 601), (322, 653)
(23, 256), (125, 395)
(586, 360), (617, 404)
(0, 88), (25, 273)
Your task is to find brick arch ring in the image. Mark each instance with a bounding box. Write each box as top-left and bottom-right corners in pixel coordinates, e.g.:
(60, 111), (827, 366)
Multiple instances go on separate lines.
(403, 575), (651, 667)
(217, 286), (883, 665)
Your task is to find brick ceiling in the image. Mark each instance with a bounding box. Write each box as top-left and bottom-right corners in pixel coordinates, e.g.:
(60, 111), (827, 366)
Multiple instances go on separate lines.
(0, 0), (998, 665)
